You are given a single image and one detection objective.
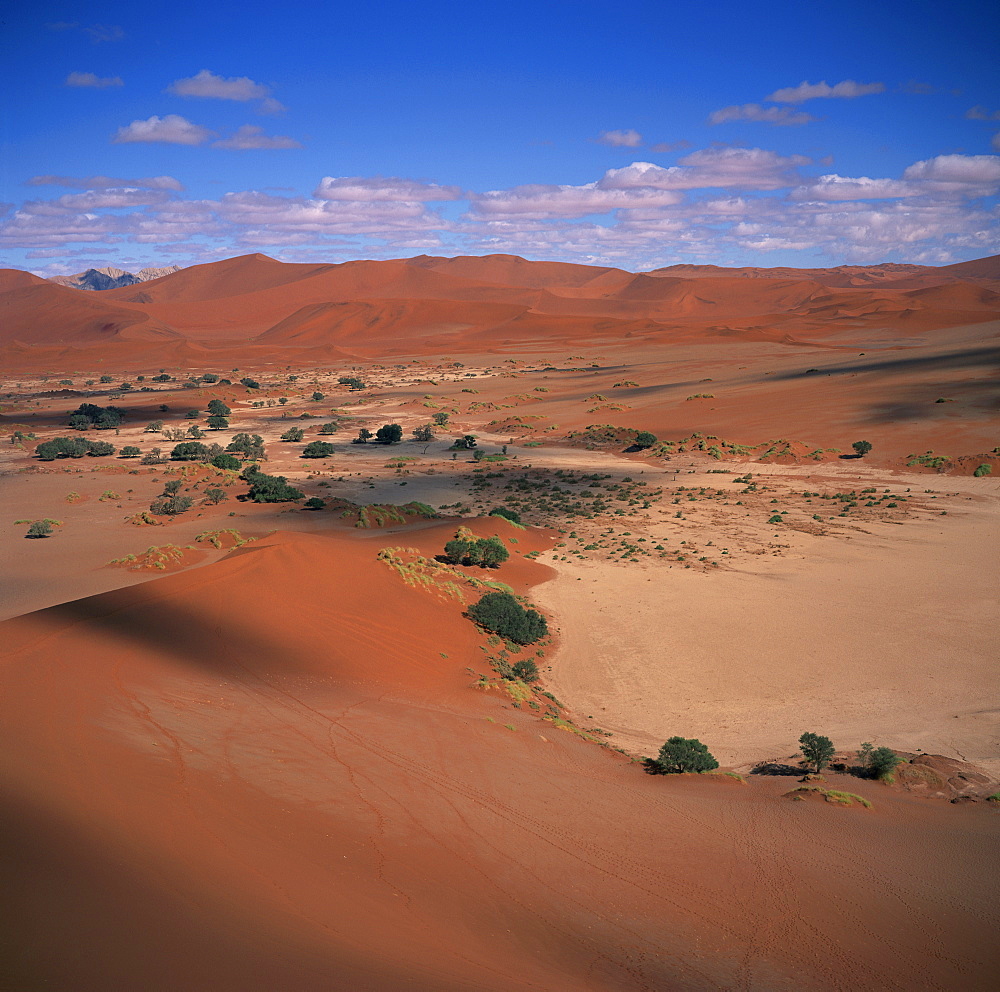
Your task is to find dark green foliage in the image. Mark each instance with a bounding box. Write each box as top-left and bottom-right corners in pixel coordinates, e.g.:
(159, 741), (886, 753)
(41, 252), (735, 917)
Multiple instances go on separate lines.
(432, 411), (450, 426)
(412, 424), (434, 442)
(69, 403), (124, 430)
(201, 373), (219, 383)
(206, 416), (229, 430)
(185, 409), (200, 419)
(120, 446), (142, 458)
(152, 373), (172, 382)
(453, 434), (477, 449)
(99, 375), (113, 383)
(187, 425), (206, 439)
(150, 494), (194, 516)
(207, 399), (231, 417)
(170, 441), (210, 461)
(304, 496), (326, 510)
(145, 420), (164, 433)
(799, 732), (836, 773)
(247, 472), (304, 503)
(86, 440), (115, 457)
(655, 737), (719, 774)
(468, 591), (547, 644)
(858, 743), (902, 779)
(204, 487), (228, 505)
(240, 377), (260, 389)
(318, 422), (338, 435)
(280, 427), (305, 442)
(444, 536), (509, 568)
(227, 433), (265, 460)
(852, 440), (873, 458)
(26, 520), (53, 539)
(375, 423), (403, 444)
(302, 440), (335, 458)
(478, 536), (509, 567)
(353, 428), (373, 444)
(634, 431), (657, 450)
(510, 659), (539, 682)
(311, 391), (325, 401)
(974, 463), (992, 477)
(211, 453), (241, 471)
(36, 437), (96, 460)
(163, 480), (182, 496)
(489, 506), (521, 524)
(339, 376), (365, 391)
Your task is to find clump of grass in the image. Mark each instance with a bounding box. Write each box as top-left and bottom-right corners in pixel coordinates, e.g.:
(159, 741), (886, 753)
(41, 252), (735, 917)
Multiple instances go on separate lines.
(789, 786), (872, 808)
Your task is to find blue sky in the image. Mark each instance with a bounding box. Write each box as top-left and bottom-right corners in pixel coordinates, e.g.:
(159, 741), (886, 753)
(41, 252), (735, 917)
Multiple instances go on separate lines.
(2, 0), (998, 275)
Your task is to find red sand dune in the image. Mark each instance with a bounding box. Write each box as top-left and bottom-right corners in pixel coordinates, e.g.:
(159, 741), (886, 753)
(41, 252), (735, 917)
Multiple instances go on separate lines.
(1, 252), (998, 368)
(2, 527), (997, 991)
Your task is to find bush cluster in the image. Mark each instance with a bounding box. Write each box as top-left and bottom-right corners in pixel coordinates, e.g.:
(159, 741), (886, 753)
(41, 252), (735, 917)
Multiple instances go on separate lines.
(68, 403), (124, 430)
(444, 535), (509, 568)
(467, 591), (547, 644)
(37, 437), (116, 460)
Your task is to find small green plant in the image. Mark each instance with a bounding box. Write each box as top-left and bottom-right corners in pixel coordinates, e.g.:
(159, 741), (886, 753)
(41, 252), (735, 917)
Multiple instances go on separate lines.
(973, 463), (992, 477)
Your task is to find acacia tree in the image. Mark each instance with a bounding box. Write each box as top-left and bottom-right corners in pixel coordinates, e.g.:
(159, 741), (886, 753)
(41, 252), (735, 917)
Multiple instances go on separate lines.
(852, 440), (873, 458)
(207, 399), (231, 417)
(799, 732), (836, 773)
(375, 423), (403, 444)
(655, 737), (718, 774)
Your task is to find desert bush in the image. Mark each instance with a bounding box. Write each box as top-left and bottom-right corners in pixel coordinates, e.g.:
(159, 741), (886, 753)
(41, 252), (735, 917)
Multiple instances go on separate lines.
(280, 427), (305, 442)
(634, 431), (657, 449)
(302, 440), (335, 458)
(489, 506), (521, 524)
(150, 494), (194, 516)
(376, 423), (403, 444)
(305, 496), (326, 509)
(246, 472), (303, 503)
(412, 424), (435, 442)
(852, 440), (873, 458)
(468, 591), (547, 644)
(26, 520), (53, 539)
(318, 422), (338, 435)
(339, 376), (365, 390)
(974, 463), (992, 477)
(227, 433), (265, 460)
(510, 659), (538, 682)
(799, 732), (836, 773)
(432, 411), (450, 426)
(240, 377), (260, 389)
(353, 428), (373, 444)
(206, 416), (229, 430)
(211, 453), (241, 471)
(207, 399), (231, 417)
(120, 445), (141, 458)
(655, 737), (719, 774)
(145, 420), (164, 433)
(185, 409), (200, 419)
(453, 434), (477, 449)
(170, 441), (209, 461)
(858, 742), (902, 779)
(187, 425), (205, 439)
(311, 391), (325, 401)
(68, 403), (124, 430)
(204, 487), (228, 505)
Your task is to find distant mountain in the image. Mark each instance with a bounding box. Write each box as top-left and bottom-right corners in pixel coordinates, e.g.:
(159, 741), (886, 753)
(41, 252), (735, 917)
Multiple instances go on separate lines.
(49, 265), (182, 291)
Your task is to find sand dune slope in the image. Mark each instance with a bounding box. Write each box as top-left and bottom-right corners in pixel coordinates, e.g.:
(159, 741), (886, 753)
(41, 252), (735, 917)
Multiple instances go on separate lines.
(1, 529), (997, 991)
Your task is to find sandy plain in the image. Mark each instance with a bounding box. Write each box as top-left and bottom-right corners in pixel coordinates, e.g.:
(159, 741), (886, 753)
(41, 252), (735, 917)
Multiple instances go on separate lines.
(1, 253), (999, 990)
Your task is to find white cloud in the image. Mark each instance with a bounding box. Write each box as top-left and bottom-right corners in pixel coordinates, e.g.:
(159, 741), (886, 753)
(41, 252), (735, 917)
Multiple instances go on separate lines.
(212, 125), (302, 150)
(112, 115), (214, 145)
(469, 183), (683, 220)
(965, 106), (1000, 121)
(167, 69), (269, 101)
(26, 175), (184, 191)
(595, 129), (643, 147)
(257, 97), (287, 116)
(65, 71), (122, 88)
(708, 104), (816, 126)
(791, 174), (917, 201)
(902, 154), (1000, 187)
(314, 176), (462, 201)
(601, 148), (810, 191)
(766, 79), (885, 103)
(52, 189), (173, 211)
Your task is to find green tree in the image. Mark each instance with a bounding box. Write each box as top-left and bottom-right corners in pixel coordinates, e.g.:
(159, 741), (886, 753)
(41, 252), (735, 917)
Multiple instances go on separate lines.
(204, 487), (228, 505)
(246, 472), (303, 503)
(311, 391), (325, 401)
(655, 737), (719, 774)
(36, 437), (90, 460)
(280, 427), (305, 442)
(206, 416), (229, 430)
(453, 434), (477, 449)
(187, 425), (206, 439)
(211, 453), (241, 471)
(412, 424), (435, 442)
(170, 441), (210, 461)
(511, 659), (539, 682)
(145, 420), (164, 433)
(240, 377), (260, 389)
(207, 399), (231, 417)
(85, 440), (116, 457)
(26, 520), (53, 539)
(304, 496), (326, 510)
(858, 742), (902, 779)
(227, 433), (265, 459)
(489, 507), (521, 524)
(444, 538), (472, 564)
(375, 423), (403, 444)
(318, 422), (338, 435)
(852, 440), (873, 458)
(468, 591), (547, 645)
(634, 431), (657, 450)
(477, 536), (510, 568)
(799, 732), (836, 773)
(353, 428), (373, 444)
(302, 440), (335, 458)
(150, 494), (194, 516)
(120, 445), (142, 458)
(185, 408), (200, 419)
(339, 376), (365, 391)
(431, 411), (449, 426)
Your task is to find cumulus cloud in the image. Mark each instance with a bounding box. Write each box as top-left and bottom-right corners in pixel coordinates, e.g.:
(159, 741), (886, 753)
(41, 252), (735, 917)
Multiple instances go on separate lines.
(314, 176), (462, 201)
(966, 105), (1000, 121)
(765, 79), (885, 103)
(112, 115), (214, 145)
(469, 183), (683, 219)
(212, 125), (302, 150)
(26, 175), (184, 191)
(167, 69), (270, 101)
(902, 153), (1000, 187)
(595, 129), (643, 147)
(65, 71), (122, 88)
(601, 148), (810, 191)
(258, 97), (287, 116)
(791, 174), (917, 201)
(49, 189), (174, 211)
(708, 104), (816, 126)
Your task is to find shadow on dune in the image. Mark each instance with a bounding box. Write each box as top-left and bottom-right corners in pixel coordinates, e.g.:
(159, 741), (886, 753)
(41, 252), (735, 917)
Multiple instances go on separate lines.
(764, 345), (1000, 384)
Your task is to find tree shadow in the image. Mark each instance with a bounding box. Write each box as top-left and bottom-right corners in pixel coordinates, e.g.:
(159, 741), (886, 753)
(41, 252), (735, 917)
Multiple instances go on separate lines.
(750, 762), (803, 777)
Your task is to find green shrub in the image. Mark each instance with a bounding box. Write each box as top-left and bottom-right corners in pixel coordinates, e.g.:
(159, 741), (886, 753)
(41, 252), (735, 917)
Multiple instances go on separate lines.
(634, 431), (657, 449)
(170, 441), (210, 461)
(120, 445), (141, 458)
(280, 426), (305, 442)
(302, 440), (335, 458)
(247, 472), (303, 503)
(211, 453), (241, 471)
(974, 463), (992, 477)
(26, 520), (53, 539)
(468, 591), (547, 644)
(656, 737), (719, 774)
(375, 423), (403, 444)
(800, 732), (835, 773)
(489, 506), (521, 524)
